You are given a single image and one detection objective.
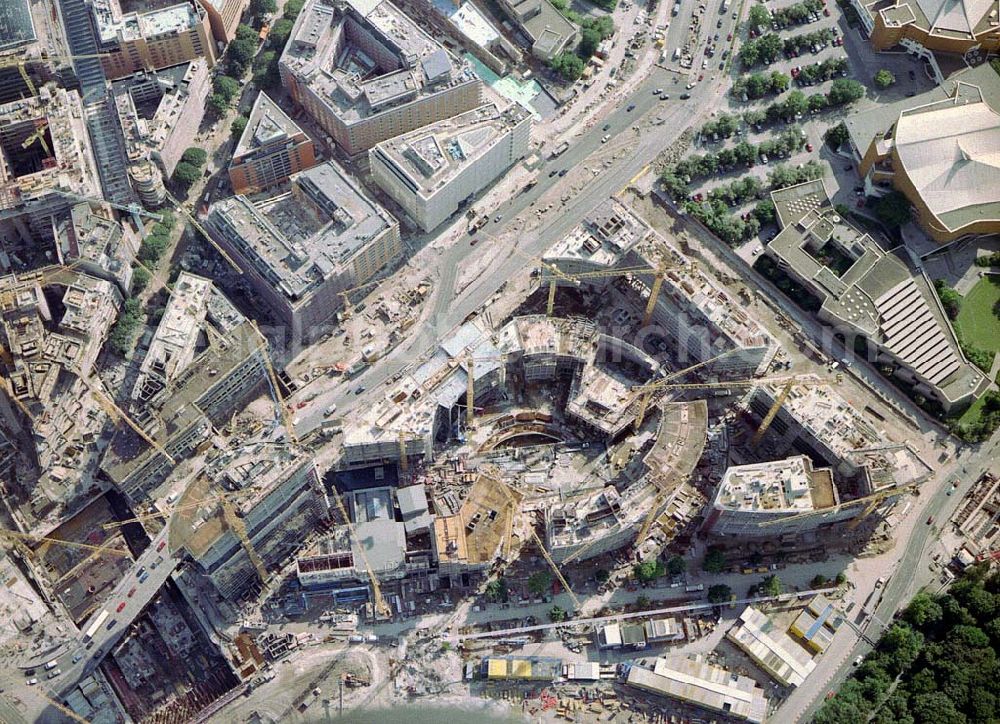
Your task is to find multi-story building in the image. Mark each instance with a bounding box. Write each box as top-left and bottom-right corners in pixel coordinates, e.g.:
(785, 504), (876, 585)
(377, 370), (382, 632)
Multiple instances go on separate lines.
(851, 0), (1000, 57)
(174, 444), (329, 600)
(53, 201), (140, 293)
(113, 60), (211, 177)
(369, 102), (531, 231)
(278, 0), (483, 155)
(727, 607), (817, 688)
(207, 160), (402, 340)
(200, 0), (251, 44)
(844, 63), (1000, 244)
(102, 298), (269, 500)
(703, 455), (858, 540)
(494, 0), (577, 60)
(229, 92), (316, 195)
(0, 87), (101, 240)
(544, 199), (778, 378)
(766, 179), (988, 410)
(91, 0), (217, 80)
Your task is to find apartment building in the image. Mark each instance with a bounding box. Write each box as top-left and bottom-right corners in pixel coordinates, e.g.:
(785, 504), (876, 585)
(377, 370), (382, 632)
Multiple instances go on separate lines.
(91, 0), (217, 80)
(278, 0), (483, 155)
(229, 92), (316, 195)
(200, 0), (251, 44)
(113, 60), (210, 177)
(766, 179), (988, 410)
(844, 63), (1000, 243)
(369, 102), (531, 231)
(207, 160), (401, 340)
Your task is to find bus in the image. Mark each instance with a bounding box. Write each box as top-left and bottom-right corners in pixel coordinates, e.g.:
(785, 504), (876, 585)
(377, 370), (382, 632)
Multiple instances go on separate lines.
(83, 610), (110, 642)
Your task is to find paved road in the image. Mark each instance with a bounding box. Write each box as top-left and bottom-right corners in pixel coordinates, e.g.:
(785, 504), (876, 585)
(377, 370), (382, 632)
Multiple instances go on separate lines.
(783, 433), (1000, 721)
(11, 527), (177, 703)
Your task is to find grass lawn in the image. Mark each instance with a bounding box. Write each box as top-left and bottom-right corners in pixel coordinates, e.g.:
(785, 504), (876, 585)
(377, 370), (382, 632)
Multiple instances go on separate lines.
(955, 276), (1000, 354)
(956, 391), (990, 428)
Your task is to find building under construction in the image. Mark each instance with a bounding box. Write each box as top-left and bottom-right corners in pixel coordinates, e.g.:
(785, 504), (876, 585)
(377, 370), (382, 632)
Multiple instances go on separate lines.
(170, 441), (330, 600)
(53, 199), (140, 293)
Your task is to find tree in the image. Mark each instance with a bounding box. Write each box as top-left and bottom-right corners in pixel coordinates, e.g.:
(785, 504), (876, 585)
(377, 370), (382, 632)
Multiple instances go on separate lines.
(739, 43), (760, 68)
(769, 70), (790, 93)
(283, 0), (305, 19)
(595, 569), (610, 583)
(171, 161), (200, 189)
(228, 37), (259, 75)
(708, 584), (732, 604)
(762, 574), (782, 597)
(634, 558), (665, 583)
(874, 190), (911, 228)
(702, 547), (726, 574)
(181, 147), (208, 167)
(527, 570), (552, 596)
(485, 578), (508, 602)
(207, 93), (230, 117)
(548, 605), (567, 622)
(808, 93), (828, 112)
(213, 75), (240, 102)
(235, 23), (258, 42)
(783, 89), (808, 118)
(811, 574), (828, 588)
(231, 114), (249, 140)
(748, 4), (770, 28)
(636, 594), (651, 609)
(250, 0), (276, 15)
(746, 73), (768, 98)
(269, 18), (294, 47)
(881, 623), (923, 676)
(825, 121), (850, 149)
(666, 555), (687, 576)
(550, 52), (585, 81)
(874, 69), (896, 88)
(578, 27), (602, 57)
(130, 265), (151, 295)
(828, 78), (866, 106)
(753, 199), (776, 225)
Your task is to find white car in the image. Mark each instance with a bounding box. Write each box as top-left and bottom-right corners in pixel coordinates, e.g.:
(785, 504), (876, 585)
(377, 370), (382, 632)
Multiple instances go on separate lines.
(324, 404), (338, 416)
(602, 134), (610, 143)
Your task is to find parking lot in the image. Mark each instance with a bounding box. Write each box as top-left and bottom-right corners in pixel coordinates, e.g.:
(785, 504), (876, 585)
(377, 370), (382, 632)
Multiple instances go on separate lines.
(665, 0), (939, 252)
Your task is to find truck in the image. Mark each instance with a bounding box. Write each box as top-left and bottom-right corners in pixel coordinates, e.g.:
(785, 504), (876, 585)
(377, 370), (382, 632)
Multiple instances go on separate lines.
(44, 659), (59, 670)
(346, 358), (368, 378)
(548, 140), (570, 159)
(83, 610), (110, 642)
(467, 215), (488, 234)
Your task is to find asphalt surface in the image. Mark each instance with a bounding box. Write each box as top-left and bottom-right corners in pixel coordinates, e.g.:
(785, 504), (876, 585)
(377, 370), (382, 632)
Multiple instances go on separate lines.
(11, 527), (177, 703)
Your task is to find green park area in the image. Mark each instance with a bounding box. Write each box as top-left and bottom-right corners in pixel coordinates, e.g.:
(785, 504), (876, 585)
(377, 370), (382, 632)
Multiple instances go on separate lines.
(955, 276), (1000, 356)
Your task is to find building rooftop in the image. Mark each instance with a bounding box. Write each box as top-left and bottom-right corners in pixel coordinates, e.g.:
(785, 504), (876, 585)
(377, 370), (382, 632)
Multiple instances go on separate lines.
(0, 87), (100, 214)
(370, 102), (530, 198)
(233, 92), (308, 161)
(625, 656), (768, 724)
(54, 201), (135, 288)
(727, 606), (816, 688)
(768, 179), (987, 404)
(0, 0), (36, 51)
(208, 160), (397, 303)
(112, 60), (208, 164)
(714, 456), (836, 515)
(506, 0), (576, 53)
(871, 0), (997, 38)
(91, 0), (201, 44)
(279, 0), (477, 125)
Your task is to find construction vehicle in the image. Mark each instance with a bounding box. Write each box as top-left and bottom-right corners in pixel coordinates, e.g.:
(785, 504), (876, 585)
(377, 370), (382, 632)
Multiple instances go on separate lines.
(163, 190), (243, 273)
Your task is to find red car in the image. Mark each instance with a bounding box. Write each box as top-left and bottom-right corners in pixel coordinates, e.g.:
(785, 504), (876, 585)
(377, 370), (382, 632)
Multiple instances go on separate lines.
(116, 601), (127, 613)
(806, 143), (814, 152)
(156, 540), (166, 552)
(127, 587), (137, 598)
(726, 32), (732, 40)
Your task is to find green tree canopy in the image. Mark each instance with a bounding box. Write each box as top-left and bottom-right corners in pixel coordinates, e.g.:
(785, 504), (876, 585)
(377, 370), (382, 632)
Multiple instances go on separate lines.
(874, 69), (896, 88)
(702, 547), (726, 574)
(181, 147), (208, 167)
(707, 584), (732, 604)
(634, 558), (666, 583)
(548, 605), (567, 622)
(828, 78), (866, 106)
(527, 570), (552, 595)
(213, 75), (240, 101)
(269, 18), (294, 47)
(231, 114), (249, 140)
(874, 190), (912, 228)
(666, 555), (687, 576)
(283, 0), (305, 19)
(171, 161), (200, 189)
(250, 0), (276, 15)
(550, 52), (585, 81)
(762, 574), (782, 597)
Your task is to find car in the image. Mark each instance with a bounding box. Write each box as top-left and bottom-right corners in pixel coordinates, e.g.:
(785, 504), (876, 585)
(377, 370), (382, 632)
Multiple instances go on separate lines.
(806, 143), (814, 152)
(291, 416), (301, 426)
(698, 73), (704, 81)
(853, 655), (864, 666)
(128, 586), (137, 597)
(558, 169), (568, 176)
(726, 32), (732, 40)
(26, 679), (37, 686)
(602, 134), (610, 143)
(48, 669), (62, 679)
(493, 214), (502, 222)
(926, 516), (934, 525)
(652, 88), (661, 94)
(686, 82), (695, 89)
(660, 93), (670, 99)
(602, 123), (611, 131)
(548, 169), (558, 177)
(713, 33), (719, 41)
(701, 59), (708, 69)
(626, 104), (636, 111)
(72, 653), (82, 664)
(823, 6), (830, 14)
(150, 559), (157, 570)
(138, 571), (149, 583)
(136, 567), (146, 578)
(155, 555), (163, 565)
(716, 18), (723, 27)
(680, 93), (691, 99)
(116, 601), (126, 613)
(156, 540), (166, 552)
(106, 619), (117, 630)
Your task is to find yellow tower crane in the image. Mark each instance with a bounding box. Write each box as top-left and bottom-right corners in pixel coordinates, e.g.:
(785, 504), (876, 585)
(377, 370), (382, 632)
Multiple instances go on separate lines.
(337, 279), (380, 321)
(81, 377), (176, 463)
(0, 51), (112, 100)
(250, 322), (298, 445)
(20, 119), (50, 156)
(0, 527), (131, 557)
(750, 378), (795, 447)
(219, 496), (268, 584)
